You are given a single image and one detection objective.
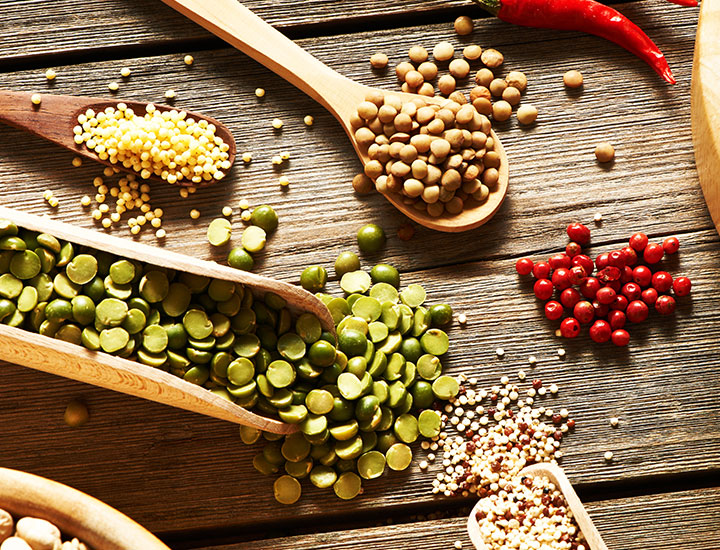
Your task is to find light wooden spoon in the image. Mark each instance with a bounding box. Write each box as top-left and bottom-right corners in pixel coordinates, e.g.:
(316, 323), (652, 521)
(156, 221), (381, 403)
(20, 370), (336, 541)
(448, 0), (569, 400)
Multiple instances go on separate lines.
(0, 90), (236, 187)
(467, 463), (608, 550)
(691, 0), (720, 236)
(0, 467), (170, 550)
(160, 0), (509, 233)
(0, 205), (335, 434)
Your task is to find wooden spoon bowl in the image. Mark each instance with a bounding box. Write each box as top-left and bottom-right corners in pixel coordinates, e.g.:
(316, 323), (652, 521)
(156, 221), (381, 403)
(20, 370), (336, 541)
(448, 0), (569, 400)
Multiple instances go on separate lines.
(0, 467), (170, 550)
(0, 206), (334, 434)
(467, 463), (608, 550)
(161, 0), (509, 232)
(0, 90), (236, 187)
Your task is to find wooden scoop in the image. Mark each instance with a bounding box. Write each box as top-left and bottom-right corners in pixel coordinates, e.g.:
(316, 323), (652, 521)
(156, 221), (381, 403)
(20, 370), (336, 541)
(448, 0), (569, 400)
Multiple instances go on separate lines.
(691, 0), (720, 236)
(467, 463), (608, 550)
(161, 0), (509, 232)
(0, 90), (236, 186)
(0, 467), (170, 550)
(0, 206), (335, 434)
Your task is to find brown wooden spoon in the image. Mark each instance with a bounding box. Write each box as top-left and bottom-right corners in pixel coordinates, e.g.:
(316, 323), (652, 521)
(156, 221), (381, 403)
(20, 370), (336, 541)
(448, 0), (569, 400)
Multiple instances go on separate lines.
(161, 0), (509, 232)
(0, 90), (236, 186)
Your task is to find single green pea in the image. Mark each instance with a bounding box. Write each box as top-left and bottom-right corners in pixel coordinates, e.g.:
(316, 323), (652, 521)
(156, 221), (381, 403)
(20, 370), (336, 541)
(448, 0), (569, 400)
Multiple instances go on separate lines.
(370, 263), (400, 288)
(227, 247), (254, 271)
(429, 303), (453, 326)
(250, 205), (279, 233)
(207, 218), (232, 247)
(357, 223), (386, 253)
(385, 443), (412, 471)
(241, 226), (267, 253)
(109, 260), (136, 285)
(66, 254), (98, 285)
(299, 266), (327, 293)
(338, 328), (367, 357)
(309, 465), (337, 489)
(307, 339), (336, 367)
(71, 295), (96, 326)
(334, 251), (361, 277)
(10, 250), (41, 280)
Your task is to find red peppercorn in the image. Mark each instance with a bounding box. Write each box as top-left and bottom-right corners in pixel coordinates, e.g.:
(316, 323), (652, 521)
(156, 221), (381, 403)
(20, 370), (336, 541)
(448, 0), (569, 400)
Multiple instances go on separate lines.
(643, 243), (664, 264)
(533, 261), (552, 279)
(568, 265), (587, 285)
(580, 277), (601, 299)
(597, 266), (621, 283)
(533, 279), (554, 300)
(655, 294), (676, 315)
(592, 299), (610, 318)
(632, 265), (653, 287)
(596, 286), (616, 305)
(608, 310), (626, 330)
(560, 287), (582, 309)
(626, 300), (649, 323)
(607, 250), (626, 269)
(621, 246), (638, 267)
(549, 253), (572, 270)
(573, 301), (595, 324)
(663, 236), (679, 254)
(566, 222), (591, 245)
(589, 320), (612, 343)
(560, 317), (581, 338)
(651, 271), (673, 293)
(545, 300), (564, 321)
(515, 258), (534, 275)
(620, 266), (634, 284)
(611, 329), (630, 346)
(641, 287), (658, 305)
(566, 419), (576, 429)
(552, 268), (572, 290)
(565, 242), (582, 258)
(595, 252), (610, 271)
(673, 276), (692, 297)
(532, 379), (543, 389)
(621, 282), (642, 301)
(572, 254), (594, 276)
(629, 232), (648, 251)
(610, 294), (628, 311)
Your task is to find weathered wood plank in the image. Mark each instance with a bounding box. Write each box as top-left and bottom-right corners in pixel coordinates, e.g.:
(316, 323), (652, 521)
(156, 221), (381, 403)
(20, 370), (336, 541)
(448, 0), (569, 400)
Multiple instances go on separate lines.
(201, 487), (720, 549)
(0, 2), (703, 281)
(0, 1), (716, 538)
(0, 227), (717, 535)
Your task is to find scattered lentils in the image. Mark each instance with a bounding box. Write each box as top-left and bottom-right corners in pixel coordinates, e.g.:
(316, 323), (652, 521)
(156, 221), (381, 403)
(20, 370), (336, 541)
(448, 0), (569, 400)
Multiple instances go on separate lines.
(563, 70), (584, 88)
(454, 15), (474, 36)
(370, 53), (389, 69)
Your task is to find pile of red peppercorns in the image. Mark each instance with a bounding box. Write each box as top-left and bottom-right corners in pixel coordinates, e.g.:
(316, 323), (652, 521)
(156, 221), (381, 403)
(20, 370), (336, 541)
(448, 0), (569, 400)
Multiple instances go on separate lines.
(515, 223), (692, 346)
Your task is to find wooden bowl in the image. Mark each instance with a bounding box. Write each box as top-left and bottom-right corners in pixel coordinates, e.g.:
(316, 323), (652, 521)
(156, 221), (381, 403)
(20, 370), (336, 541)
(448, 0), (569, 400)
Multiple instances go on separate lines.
(0, 467), (169, 550)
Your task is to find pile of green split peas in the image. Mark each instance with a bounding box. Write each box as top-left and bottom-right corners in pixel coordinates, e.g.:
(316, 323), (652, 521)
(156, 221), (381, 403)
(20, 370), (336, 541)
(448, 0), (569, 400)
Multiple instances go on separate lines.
(245, 251), (457, 504)
(0, 217), (457, 505)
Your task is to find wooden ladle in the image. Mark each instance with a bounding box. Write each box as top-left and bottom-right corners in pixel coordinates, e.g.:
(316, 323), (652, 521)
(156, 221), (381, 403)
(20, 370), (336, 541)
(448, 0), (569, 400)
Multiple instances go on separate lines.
(0, 90), (236, 186)
(161, 0), (509, 233)
(0, 205), (334, 434)
(467, 463), (608, 550)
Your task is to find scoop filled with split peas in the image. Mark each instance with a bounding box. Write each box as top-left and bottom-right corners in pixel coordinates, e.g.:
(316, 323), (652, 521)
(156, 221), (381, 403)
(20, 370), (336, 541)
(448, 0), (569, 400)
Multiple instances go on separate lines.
(0, 90), (236, 186)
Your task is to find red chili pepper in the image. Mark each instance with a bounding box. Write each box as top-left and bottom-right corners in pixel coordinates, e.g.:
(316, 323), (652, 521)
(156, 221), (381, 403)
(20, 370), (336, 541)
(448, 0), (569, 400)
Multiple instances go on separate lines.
(666, 0), (697, 6)
(472, 0), (676, 84)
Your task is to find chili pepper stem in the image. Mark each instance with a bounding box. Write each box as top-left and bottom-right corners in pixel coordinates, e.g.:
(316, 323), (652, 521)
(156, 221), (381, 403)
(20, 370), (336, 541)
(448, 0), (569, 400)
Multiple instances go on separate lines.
(472, 0), (501, 16)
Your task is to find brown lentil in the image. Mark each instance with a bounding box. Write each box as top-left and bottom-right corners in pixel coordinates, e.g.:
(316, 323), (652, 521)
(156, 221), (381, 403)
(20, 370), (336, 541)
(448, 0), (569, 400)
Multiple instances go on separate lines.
(595, 142), (615, 162)
(492, 100), (512, 122)
(517, 104), (538, 125)
(418, 82), (435, 97)
(370, 53), (389, 68)
(473, 98), (493, 116)
(449, 58), (471, 79)
(433, 41), (455, 62)
(417, 61), (439, 81)
(463, 44), (483, 61)
(505, 71), (528, 92)
(454, 15), (474, 36)
(563, 70), (584, 88)
(409, 45), (429, 63)
(481, 48), (504, 68)
(501, 86), (522, 106)
(489, 78), (508, 97)
(396, 61), (414, 81)
(438, 74), (457, 96)
(405, 70), (425, 88)
(475, 68), (494, 87)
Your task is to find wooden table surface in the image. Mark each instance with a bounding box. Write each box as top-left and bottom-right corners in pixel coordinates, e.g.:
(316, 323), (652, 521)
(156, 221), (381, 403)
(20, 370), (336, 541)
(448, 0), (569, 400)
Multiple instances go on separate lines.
(1, 0), (718, 548)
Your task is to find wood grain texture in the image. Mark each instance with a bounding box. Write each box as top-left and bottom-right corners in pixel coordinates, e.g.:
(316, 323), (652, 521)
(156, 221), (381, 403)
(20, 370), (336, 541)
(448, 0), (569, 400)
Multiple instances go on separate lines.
(0, 0), (716, 541)
(202, 487), (720, 549)
(0, 228), (717, 535)
(0, 467), (170, 550)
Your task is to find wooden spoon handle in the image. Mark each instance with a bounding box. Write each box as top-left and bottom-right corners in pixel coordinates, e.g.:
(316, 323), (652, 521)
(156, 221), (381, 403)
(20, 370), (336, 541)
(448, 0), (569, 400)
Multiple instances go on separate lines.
(161, 0), (355, 117)
(0, 90), (77, 150)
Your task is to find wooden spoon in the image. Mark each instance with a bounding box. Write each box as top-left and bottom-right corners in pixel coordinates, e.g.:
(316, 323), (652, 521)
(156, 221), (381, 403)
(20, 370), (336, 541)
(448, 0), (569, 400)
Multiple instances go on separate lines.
(160, 0), (509, 233)
(0, 467), (170, 550)
(0, 205), (335, 434)
(691, 0), (720, 236)
(0, 90), (236, 187)
(467, 463), (608, 550)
